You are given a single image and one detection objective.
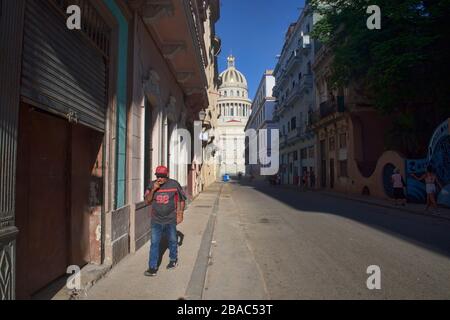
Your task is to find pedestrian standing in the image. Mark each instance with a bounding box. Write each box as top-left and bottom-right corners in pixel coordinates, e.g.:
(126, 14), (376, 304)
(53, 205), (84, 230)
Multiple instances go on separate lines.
(302, 170), (309, 191)
(310, 170), (316, 188)
(391, 168), (407, 206)
(411, 165), (443, 213)
(144, 166), (187, 276)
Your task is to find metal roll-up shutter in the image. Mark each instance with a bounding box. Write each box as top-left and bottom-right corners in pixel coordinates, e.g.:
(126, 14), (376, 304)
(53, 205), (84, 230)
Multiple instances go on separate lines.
(21, 0), (110, 132)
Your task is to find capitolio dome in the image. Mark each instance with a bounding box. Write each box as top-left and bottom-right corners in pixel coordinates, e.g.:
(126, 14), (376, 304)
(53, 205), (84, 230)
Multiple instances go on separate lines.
(219, 55), (248, 89)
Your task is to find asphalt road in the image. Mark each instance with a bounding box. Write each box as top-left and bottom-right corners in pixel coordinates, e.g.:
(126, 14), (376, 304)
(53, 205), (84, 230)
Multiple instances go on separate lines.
(203, 181), (450, 299)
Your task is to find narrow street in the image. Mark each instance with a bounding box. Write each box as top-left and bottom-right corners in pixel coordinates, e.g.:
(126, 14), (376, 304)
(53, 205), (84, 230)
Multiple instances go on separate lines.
(86, 181), (450, 300)
(2, 0), (450, 302)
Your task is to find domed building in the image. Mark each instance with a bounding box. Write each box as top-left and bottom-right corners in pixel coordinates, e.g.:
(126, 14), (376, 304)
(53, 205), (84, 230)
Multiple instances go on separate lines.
(216, 55), (252, 176)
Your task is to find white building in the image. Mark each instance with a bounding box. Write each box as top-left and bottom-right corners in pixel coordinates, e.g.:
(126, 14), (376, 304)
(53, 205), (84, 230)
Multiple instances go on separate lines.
(273, 5), (320, 186)
(245, 70), (276, 178)
(216, 55), (252, 176)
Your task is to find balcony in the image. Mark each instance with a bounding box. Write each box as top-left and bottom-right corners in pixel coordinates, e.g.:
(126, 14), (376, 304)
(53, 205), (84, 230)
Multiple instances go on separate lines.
(297, 125), (314, 141)
(285, 49), (301, 73)
(134, 0), (210, 110)
(299, 34), (311, 53)
(276, 68), (289, 89)
(281, 75), (313, 107)
(279, 134), (288, 148)
(285, 85), (301, 106)
(274, 100), (285, 116)
(320, 96), (345, 118)
(308, 98), (346, 128)
(287, 128), (299, 144)
(272, 84), (280, 97)
(299, 74), (313, 95)
(308, 110), (320, 126)
(283, 126), (315, 145)
(320, 100), (338, 118)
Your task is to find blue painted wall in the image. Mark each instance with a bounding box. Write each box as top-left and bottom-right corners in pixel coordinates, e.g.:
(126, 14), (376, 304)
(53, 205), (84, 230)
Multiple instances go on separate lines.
(405, 120), (450, 207)
(104, 0), (128, 208)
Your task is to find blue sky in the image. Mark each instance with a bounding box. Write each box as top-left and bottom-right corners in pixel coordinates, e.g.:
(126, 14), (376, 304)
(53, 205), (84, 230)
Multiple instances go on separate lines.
(216, 0), (306, 98)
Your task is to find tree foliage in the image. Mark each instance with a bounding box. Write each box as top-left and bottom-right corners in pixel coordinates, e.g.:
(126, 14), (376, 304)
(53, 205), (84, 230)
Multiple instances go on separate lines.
(309, 0), (450, 156)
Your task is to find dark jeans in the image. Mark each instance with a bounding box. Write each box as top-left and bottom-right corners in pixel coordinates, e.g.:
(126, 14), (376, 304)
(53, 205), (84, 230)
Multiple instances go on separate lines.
(148, 222), (178, 269)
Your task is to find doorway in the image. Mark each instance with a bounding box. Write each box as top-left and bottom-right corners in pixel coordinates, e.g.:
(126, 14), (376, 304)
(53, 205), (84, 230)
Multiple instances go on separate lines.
(15, 105), (70, 299)
(330, 159), (335, 189)
(15, 104), (104, 299)
(320, 140), (327, 188)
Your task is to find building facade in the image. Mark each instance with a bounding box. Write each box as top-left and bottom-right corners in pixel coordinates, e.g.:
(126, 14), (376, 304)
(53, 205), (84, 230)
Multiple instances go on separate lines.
(198, 4), (222, 194)
(216, 55), (252, 177)
(244, 70), (276, 178)
(309, 44), (394, 195)
(273, 5), (320, 186)
(0, 0), (220, 300)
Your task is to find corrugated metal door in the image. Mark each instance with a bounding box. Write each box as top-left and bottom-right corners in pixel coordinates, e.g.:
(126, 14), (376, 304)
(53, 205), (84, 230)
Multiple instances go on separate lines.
(20, 0), (109, 132)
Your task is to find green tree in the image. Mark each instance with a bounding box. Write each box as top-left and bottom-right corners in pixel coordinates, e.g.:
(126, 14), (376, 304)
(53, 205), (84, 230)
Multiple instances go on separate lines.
(310, 0), (450, 157)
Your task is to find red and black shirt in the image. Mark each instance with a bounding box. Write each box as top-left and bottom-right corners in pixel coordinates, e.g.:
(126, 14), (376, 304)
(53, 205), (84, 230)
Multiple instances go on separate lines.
(146, 179), (187, 225)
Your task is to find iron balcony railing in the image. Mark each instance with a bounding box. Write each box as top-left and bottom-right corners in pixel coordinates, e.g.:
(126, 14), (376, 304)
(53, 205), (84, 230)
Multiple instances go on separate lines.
(320, 100), (337, 118)
(282, 74), (314, 107)
(279, 134), (288, 148)
(299, 74), (313, 94)
(308, 97), (346, 126)
(285, 49), (301, 73)
(320, 96), (345, 117)
(308, 110), (320, 126)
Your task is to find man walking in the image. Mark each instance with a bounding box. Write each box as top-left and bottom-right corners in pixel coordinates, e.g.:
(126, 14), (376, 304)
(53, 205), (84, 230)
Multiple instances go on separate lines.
(144, 166), (187, 276)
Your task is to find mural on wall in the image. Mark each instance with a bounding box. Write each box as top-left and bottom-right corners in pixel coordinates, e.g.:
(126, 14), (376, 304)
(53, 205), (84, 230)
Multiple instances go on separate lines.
(382, 163), (396, 198)
(405, 119), (450, 207)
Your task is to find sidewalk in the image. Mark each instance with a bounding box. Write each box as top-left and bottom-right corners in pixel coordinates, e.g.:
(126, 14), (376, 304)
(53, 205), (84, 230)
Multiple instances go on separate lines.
(321, 190), (450, 221)
(277, 183), (450, 221)
(82, 183), (223, 300)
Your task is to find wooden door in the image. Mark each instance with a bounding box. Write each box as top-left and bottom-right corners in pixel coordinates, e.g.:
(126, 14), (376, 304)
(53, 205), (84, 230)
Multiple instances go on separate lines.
(330, 159), (335, 189)
(16, 105), (69, 298)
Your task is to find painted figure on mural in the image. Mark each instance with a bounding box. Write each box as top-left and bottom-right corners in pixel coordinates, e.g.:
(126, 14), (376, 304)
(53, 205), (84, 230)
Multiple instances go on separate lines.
(405, 119), (450, 208)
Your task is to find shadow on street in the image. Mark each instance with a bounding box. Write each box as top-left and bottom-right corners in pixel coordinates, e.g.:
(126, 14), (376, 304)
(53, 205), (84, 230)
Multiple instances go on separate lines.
(234, 179), (450, 259)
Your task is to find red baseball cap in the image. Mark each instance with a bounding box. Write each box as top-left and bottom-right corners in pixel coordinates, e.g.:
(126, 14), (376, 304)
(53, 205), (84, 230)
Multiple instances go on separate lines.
(155, 166), (169, 177)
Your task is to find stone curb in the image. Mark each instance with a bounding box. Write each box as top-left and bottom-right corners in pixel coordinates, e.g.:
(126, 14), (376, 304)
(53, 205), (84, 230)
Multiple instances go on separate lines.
(185, 184), (223, 300)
